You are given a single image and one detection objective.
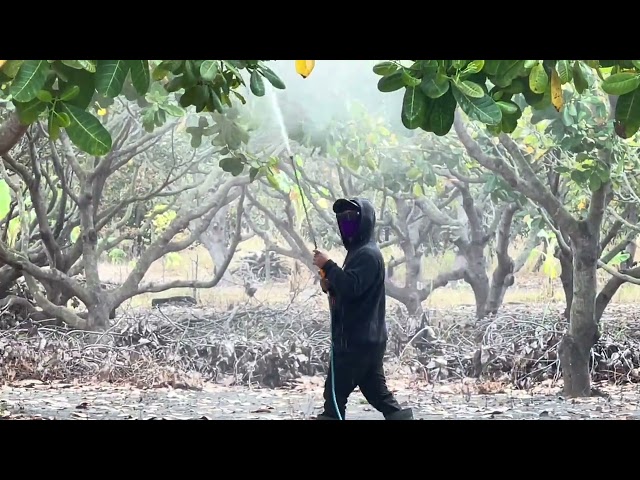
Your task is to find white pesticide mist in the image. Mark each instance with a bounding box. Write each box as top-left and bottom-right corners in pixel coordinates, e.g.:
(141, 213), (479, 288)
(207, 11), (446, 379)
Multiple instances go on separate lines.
(249, 61), (406, 150)
(267, 83), (293, 157)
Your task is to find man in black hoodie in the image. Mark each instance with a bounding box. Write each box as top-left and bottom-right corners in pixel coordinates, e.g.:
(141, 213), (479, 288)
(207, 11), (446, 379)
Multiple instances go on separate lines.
(312, 197), (414, 420)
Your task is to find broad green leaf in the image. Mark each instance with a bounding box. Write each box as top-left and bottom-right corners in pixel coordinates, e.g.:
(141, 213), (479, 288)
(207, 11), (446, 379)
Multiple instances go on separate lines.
(453, 79), (484, 98)
(200, 60), (219, 81)
(152, 67), (170, 81)
(345, 154), (360, 171)
(401, 86), (427, 129)
(496, 100), (519, 115)
(556, 60), (572, 84)
(420, 69), (449, 98)
(378, 71), (404, 92)
(608, 251), (631, 267)
(373, 61), (397, 76)
(250, 70), (265, 96)
(524, 60), (538, 69)
(407, 167), (422, 180)
(503, 78), (526, 95)
(14, 99), (47, 124)
(36, 90), (52, 103)
(61, 60), (84, 70)
(158, 60), (184, 74)
(77, 60), (96, 73)
(452, 87), (502, 125)
(486, 60), (525, 87)
(48, 110), (61, 141)
(9, 60), (50, 102)
(571, 169), (588, 184)
(500, 107), (522, 134)
(451, 61), (467, 69)
(160, 104), (184, 117)
(633, 60), (640, 70)
(249, 167), (260, 182)
(208, 88), (224, 113)
(56, 66), (95, 109)
(259, 65), (285, 89)
(180, 85), (208, 111)
(412, 184), (424, 197)
(60, 85), (80, 101)
(165, 77), (184, 93)
(55, 111), (71, 128)
(614, 88), (640, 139)
(61, 60), (95, 72)
(0, 180), (11, 220)
(95, 60), (130, 97)
(597, 167), (610, 183)
(219, 157), (245, 176)
(266, 172), (281, 190)
(529, 63), (549, 94)
(401, 69), (421, 87)
(365, 155), (377, 170)
(424, 90), (456, 136)
(572, 62), (590, 94)
(588, 173), (602, 192)
(232, 90), (246, 105)
(223, 61), (244, 82)
(1, 60), (24, 79)
(62, 103), (112, 156)
(129, 60), (150, 96)
(464, 60), (484, 75)
(601, 72), (640, 96)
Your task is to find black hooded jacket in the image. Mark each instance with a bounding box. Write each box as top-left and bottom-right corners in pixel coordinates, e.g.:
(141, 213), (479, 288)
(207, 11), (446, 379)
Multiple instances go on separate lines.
(322, 198), (387, 352)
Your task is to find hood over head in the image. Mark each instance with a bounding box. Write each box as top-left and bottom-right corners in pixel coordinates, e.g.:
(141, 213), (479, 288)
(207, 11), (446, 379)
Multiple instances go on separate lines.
(333, 197), (376, 249)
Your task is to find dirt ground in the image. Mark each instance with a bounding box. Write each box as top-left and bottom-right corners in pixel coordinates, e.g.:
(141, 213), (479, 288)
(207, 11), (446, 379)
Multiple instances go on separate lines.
(3, 378), (640, 420)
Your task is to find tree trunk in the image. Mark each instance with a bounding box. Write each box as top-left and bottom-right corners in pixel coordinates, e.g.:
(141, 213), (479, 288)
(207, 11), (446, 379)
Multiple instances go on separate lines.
(199, 204), (232, 284)
(461, 243), (490, 319)
(403, 293), (423, 316)
(557, 237), (600, 398)
(558, 248), (573, 319)
(86, 297), (112, 330)
(486, 268), (514, 315)
(486, 204), (517, 315)
(385, 282), (423, 316)
(0, 113), (29, 156)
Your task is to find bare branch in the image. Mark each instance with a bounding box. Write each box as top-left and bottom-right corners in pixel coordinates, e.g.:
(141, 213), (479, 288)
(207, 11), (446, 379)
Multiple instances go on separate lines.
(454, 110), (578, 237)
(597, 261), (640, 286)
(134, 188), (247, 295)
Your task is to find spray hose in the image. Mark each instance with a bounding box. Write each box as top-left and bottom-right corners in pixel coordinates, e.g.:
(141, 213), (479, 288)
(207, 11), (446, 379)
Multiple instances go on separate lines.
(288, 155), (343, 421)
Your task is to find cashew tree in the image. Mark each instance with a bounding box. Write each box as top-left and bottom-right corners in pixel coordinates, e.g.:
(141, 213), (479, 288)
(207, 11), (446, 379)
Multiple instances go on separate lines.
(370, 60), (640, 398)
(0, 60), (287, 157)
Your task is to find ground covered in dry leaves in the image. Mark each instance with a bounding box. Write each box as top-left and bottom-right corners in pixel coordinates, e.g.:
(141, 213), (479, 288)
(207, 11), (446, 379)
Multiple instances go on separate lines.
(2, 301), (640, 420)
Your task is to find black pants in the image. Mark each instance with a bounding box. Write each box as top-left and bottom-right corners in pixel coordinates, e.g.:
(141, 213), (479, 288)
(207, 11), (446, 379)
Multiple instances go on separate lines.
(321, 342), (402, 419)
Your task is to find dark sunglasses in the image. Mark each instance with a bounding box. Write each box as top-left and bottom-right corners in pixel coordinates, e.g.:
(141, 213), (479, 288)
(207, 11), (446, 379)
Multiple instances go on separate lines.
(336, 210), (360, 221)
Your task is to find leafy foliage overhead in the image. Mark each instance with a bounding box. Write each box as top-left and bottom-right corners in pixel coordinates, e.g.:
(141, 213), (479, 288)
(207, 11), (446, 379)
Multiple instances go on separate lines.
(372, 60), (640, 139)
(0, 60), (285, 156)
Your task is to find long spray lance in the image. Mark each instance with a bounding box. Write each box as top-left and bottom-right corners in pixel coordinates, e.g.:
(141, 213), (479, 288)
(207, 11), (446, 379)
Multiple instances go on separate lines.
(288, 155), (326, 281)
(287, 153), (342, 420)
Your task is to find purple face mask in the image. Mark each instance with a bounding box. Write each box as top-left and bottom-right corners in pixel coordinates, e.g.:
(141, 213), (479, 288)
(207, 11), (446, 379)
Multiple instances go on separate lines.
(337, 210), (360, 239)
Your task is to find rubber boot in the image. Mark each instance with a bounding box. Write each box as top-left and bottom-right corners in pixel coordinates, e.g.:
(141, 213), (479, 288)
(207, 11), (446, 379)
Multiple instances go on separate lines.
(315, 413), (339, 420)
(384, 408), (414, 420)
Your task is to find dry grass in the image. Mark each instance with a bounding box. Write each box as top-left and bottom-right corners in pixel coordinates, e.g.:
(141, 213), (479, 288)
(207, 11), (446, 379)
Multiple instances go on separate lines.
(98, 235), (640, 312)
